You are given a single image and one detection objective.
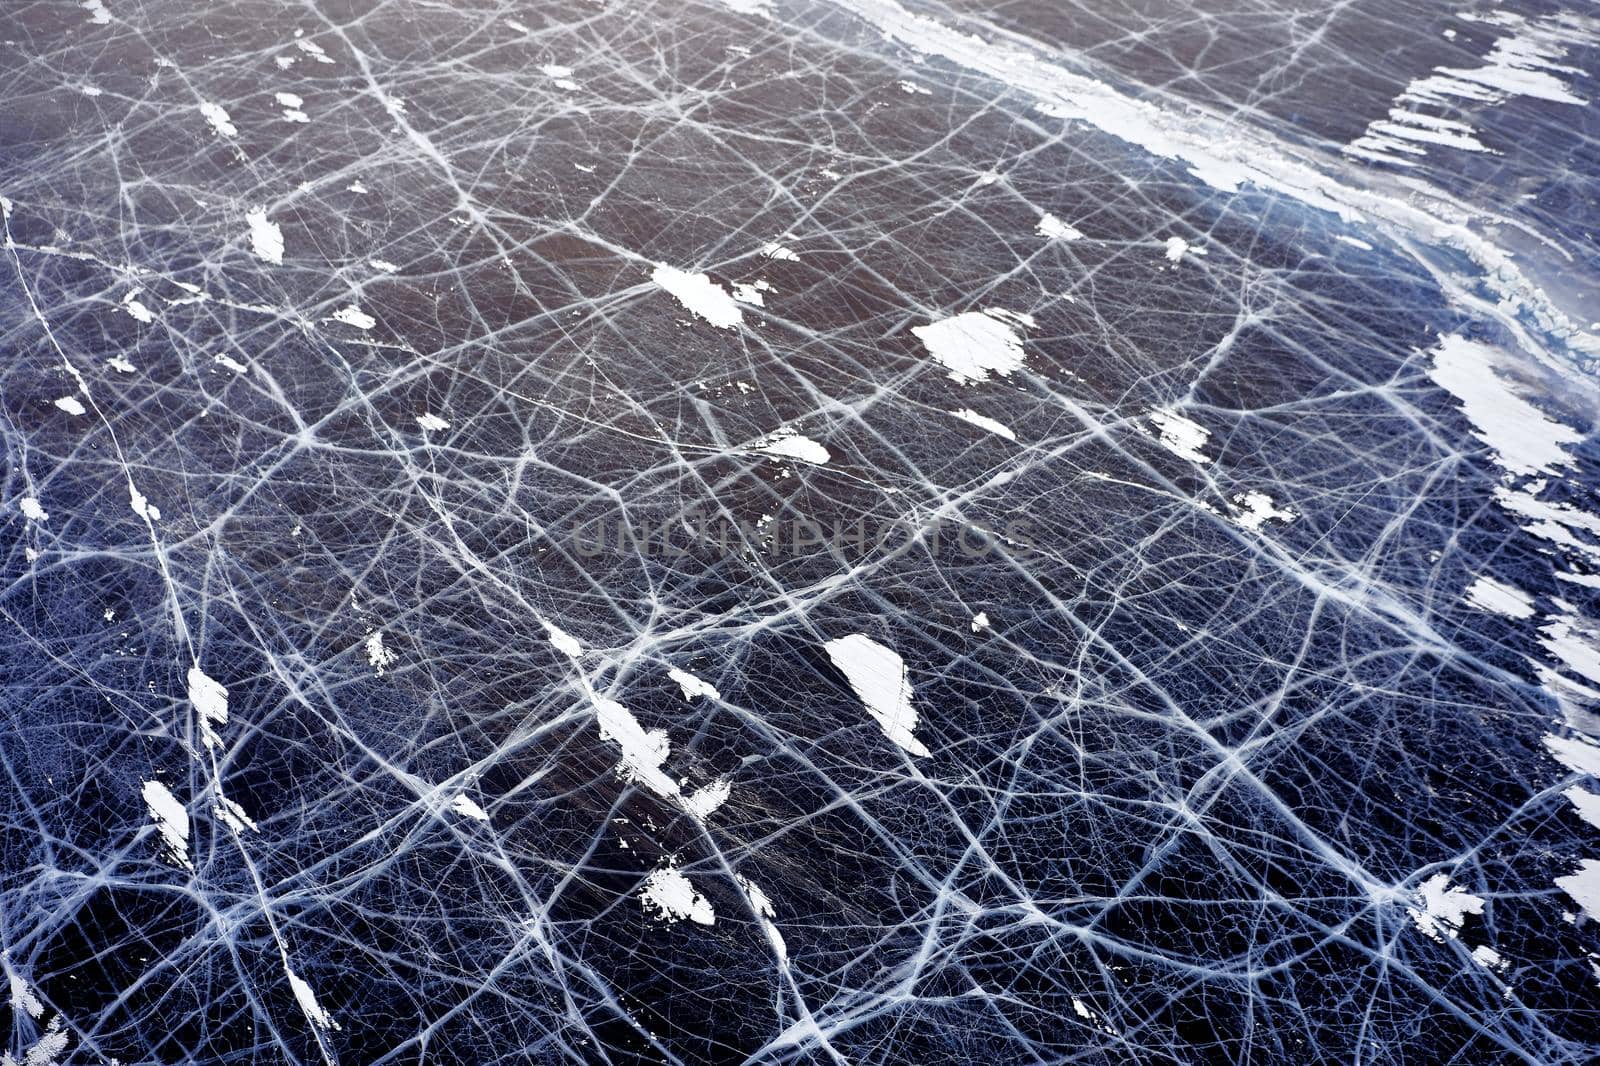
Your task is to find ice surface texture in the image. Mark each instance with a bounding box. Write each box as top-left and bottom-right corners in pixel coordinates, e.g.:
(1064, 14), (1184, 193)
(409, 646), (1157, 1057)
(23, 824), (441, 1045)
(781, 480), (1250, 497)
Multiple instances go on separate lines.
(1, 0), (1599, 1063)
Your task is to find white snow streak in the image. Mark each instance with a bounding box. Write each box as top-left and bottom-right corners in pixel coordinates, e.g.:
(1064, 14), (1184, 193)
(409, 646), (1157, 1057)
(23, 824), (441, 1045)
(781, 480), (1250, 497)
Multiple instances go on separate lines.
(1148, 409), (1212, 464)
(1427, 335), (1579, 478)
(141, 779), (193, 871)
(544, 620), (583, 658)
(754, 428), (830, 465)
(1464, 576), (1536, 619)
(1348, 13), (1598, 165)
(652, 264), (743, 329)
(684, 778), (732, 820)
(593, 697), (678, 799)
(286, 967), (339, 1031)
(950, 408), (1017, 441)
(738, 875), (787, 961)
(668, 667), (720, 702)
(187, 666), (229, 750)
(1556, 859), (1600, 918)
(823, 634), (931, 757)
(331, 305), (376, 330)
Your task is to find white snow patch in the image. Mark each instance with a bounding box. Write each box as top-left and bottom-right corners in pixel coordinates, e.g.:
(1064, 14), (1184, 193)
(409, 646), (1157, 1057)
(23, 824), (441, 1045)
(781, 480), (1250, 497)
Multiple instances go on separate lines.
(199, 101), (237, 137)
(912, 309), (1030, 385)
(1232, 491), (1298, 530)
(215, 353), (248, 374)
(1464, 576), (1536, 620)
(187, 666), (229, 750)
(951, 408), (1017, 441)
(370, 258), (399, 273)
(1036, 213), (1083, 240)
(1428, 335), (1580, 477)
(5, 957), (42, 1019)
(640, 865), (715, 925)
(1471, 944), (1508, 971)
(708, 0), (773, 15)
(1564, 787), (1600, 830)
(128, 484), (160, 522)
(416, 413), (450, 432)
(823, 634), (931, 757)
(1163, 236), (1191, 262)
(668, 667), (720, 702)
(652, 264), (743, 329)
(970, 611), (990, 633)
(1408, 873), (1484, 942)
(141, 779), (192, 871)
(1556, 859), (1600, 917)
(760, 241), (799, 261)
(53, 396), (86, 416)
(19, 498), (47, 523)
(1148, 409), (1212, 464)
(82, 0), (111, 24)
(754, 428), (830, 465)
(732, 279), (771, 307)
(121, 290), (154, 323)
(331, 305), (375, 330)
(450, 795), (490, 821)
(365, 631), (397, 676)
(5, 1015), (68, 1066)
(1546, 734), (1600, 777)
(684, 778), (732, 820)
(246, 208), (284, 265)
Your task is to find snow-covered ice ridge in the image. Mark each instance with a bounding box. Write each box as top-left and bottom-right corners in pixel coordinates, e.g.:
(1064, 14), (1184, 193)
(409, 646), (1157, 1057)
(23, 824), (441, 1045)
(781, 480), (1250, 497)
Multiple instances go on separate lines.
(1, 0), (1598, 1062)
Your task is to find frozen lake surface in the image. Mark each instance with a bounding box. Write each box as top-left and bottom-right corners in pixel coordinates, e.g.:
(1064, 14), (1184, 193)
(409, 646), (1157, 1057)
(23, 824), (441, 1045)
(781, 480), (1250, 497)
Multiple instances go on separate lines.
(1, 0), (1599, 1062)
